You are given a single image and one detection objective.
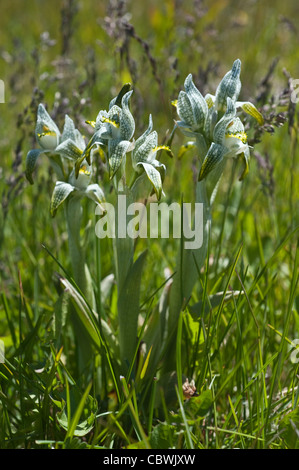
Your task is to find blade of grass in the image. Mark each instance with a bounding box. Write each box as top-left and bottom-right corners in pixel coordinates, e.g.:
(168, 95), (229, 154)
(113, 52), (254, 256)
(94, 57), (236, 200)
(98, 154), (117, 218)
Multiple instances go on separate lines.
(65, 381), (93, 441)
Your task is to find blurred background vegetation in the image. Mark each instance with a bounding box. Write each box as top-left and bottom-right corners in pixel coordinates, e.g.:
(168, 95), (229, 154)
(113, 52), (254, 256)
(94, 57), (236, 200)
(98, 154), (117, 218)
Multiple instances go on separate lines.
(0, 0), (298, 448)
(1, 0), (298, 302)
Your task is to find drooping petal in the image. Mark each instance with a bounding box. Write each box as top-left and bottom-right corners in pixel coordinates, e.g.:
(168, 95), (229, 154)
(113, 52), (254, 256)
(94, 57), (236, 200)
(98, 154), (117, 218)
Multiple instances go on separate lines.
(136, 161), (163, 200)
(108, 139), (132, 179)
(215, 59), (241, 112)
(177, 141), (197, 159)
(236, 101), (264, 125)
(25, 148), (47, 184)
(132, 131), (158, 170)
(85, 183), (105, 205)
(133, 114), (153, 157)
(198, 143), (228, 181)
(55, 138), (84, 160)
(50, 181), (75, 217)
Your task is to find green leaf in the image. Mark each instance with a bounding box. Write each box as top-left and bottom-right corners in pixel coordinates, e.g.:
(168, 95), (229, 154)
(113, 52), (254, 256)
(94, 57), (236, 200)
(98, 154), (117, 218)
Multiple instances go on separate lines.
(57, 383), (97, 438)
(112, 82), (131, 108)
(58, 276), (101, 350)
(150, 422), (176, 449)
(118, 250), (148, 370)
(189, 290), (244, 318)
(279, 407), (299, 449)
(184, 389), (213, 420)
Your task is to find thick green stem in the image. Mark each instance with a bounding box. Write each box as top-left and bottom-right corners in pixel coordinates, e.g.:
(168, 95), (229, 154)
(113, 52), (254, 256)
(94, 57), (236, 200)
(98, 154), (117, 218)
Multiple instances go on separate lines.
(65, 196), (86, 291)
(65, 196), (94, 374)
(65, 196), (95, 307)
(113, 182), (147, 374)
(168, 180), (211, 335)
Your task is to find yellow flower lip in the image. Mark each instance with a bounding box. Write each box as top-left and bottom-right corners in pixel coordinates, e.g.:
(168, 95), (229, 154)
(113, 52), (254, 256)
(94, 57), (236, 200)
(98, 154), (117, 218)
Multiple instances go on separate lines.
(79, 164), (91, 176)
(225, 130), (248, 144)
(85, 120), (96, 128)
(101, 117), (120, 128)
(37, 124), (59, 150)
(37, 126), (57, 138)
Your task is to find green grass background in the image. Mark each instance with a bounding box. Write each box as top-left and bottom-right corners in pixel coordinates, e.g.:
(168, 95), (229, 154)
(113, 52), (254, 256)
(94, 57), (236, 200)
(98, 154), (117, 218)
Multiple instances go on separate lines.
(0, 0), (298, 449)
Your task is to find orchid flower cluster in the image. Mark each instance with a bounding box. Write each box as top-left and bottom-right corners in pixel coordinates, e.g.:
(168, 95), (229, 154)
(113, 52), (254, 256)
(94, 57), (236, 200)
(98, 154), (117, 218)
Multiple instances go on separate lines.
(25, 85), (170, 217)
(25, 104), (105, 216)
(174, 59), (264, 184)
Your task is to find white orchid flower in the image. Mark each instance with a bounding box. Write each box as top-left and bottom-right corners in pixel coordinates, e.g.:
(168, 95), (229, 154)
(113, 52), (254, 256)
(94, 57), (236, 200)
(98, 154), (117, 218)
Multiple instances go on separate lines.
(174, 59), (264, 183)
(50, 159), (105, 217)
(25, 105), (86, 184)
(131, 115), (171, 200)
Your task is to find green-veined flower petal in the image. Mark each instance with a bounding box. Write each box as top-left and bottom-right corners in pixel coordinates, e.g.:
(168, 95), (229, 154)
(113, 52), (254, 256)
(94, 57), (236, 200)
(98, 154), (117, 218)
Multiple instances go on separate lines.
(85, 183), (105, 205)
(61, 114), (77, 142)
(35, 104), (60, 150)
(50, 181), (75, 217)
(205, 93), (215, 109)
(133, 114), (153, 157)
(136, 161), (163, 200)
(132, 131), (158, 169)
(224, 117), (248, 153)
(184, 74), (208, 129)
(177, 91), (196, 129)
(55, 138), (84, 160)
(120, 91), (135, 140)
(108, 139), (132, 179)
(236, 101), (264, 125)
(25, 148), (46, 184)
(198, 143), (227, 181)
(213, 97), (236, 144)
(215, 59), (241, 112)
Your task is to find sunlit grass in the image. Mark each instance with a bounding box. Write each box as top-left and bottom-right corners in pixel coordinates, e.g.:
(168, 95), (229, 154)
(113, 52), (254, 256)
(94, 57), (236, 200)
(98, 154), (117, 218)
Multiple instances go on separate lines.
(0, 0), (299, 450)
